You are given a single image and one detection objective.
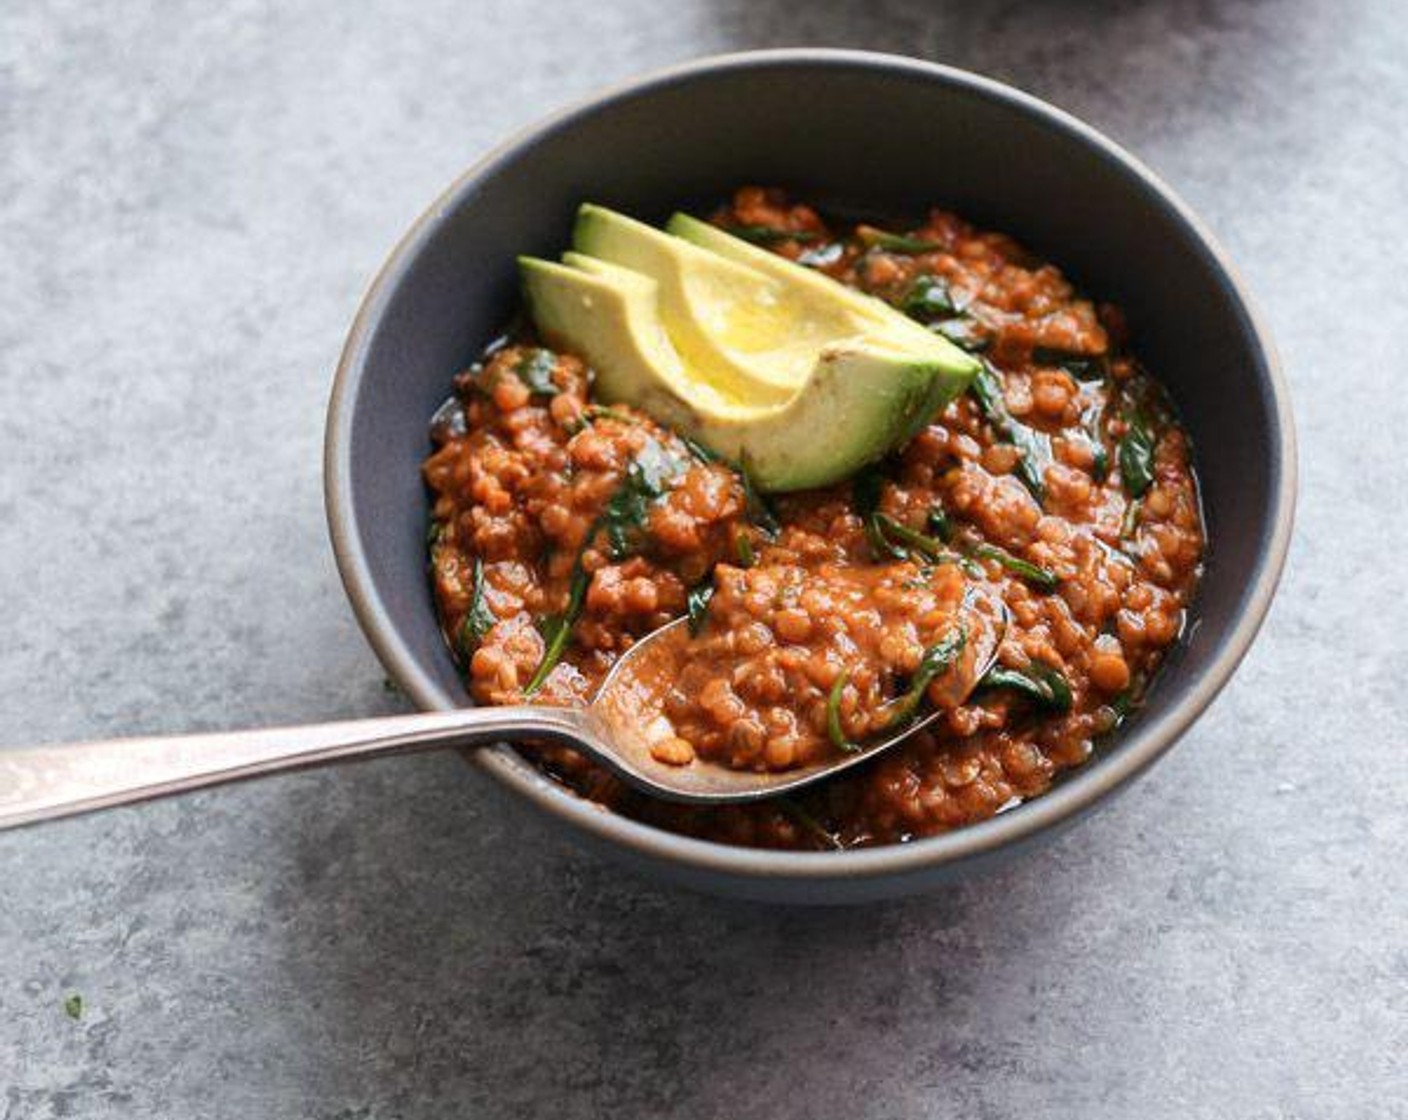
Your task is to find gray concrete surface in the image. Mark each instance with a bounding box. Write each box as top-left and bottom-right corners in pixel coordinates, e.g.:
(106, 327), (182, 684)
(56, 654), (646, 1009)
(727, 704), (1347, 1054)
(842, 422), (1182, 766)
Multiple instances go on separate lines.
(1, 1), (1405, 1116)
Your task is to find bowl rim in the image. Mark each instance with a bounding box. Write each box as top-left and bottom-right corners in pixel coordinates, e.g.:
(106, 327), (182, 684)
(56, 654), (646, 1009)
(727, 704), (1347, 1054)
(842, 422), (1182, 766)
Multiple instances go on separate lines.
(324, 48), (1297, 885)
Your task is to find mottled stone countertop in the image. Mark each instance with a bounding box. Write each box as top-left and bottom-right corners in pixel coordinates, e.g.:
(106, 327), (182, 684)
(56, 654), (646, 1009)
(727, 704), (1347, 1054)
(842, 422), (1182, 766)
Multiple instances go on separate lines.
(1, 2), (1405, 1117)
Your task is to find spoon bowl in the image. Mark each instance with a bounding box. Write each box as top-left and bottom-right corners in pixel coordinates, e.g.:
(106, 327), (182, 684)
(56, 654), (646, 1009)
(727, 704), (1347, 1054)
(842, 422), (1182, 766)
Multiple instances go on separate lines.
(589, 586), (1007, 802)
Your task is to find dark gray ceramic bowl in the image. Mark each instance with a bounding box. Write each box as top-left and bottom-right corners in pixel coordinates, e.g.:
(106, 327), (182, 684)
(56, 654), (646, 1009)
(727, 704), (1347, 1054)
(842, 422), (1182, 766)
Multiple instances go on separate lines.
(325, 50), (1294, 904)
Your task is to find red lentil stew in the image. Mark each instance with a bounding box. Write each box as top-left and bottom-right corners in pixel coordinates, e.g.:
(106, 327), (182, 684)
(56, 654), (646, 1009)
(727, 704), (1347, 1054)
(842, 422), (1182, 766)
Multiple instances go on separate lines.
(423, 187), (1205, 850)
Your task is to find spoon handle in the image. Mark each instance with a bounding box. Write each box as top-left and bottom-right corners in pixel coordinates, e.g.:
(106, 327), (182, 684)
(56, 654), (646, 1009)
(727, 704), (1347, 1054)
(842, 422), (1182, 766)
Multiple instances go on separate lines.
(0, 705), (586, 830)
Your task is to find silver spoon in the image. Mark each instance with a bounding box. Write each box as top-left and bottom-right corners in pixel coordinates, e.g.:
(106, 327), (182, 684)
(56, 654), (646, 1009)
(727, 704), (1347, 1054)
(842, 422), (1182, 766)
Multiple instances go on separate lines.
(0, 590), (1005, 830)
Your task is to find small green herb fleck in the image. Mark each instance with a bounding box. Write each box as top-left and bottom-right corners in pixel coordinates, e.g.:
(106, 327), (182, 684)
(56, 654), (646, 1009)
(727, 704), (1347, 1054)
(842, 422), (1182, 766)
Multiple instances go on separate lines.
(927, 508), (954, 543)
(1121, 496), (1143, 540)
(887, 627), (968, 727)
(1090, 438), (1110, 482)
(980, 663), (1074, 713)
(584, 404), (635, 426)
(726, 224), (819, 245)
(687, 582), (714, 636)
(826, 671), (860, 753)
(1118, 415), (1157, 498)
(64, 994), (83, 1021)
(902, 276), (960, 321)
(734, 529), (756, 568)
(856, 225), (941, 254)
(514, 348), (559, 395)
(457, 558), (497, 658)
(971, 543), (1060, 590)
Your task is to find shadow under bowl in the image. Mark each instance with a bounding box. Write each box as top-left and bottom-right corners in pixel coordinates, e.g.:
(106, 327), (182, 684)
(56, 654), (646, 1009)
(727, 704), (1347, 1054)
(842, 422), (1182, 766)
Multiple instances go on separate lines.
(325, 49), (1295, 904)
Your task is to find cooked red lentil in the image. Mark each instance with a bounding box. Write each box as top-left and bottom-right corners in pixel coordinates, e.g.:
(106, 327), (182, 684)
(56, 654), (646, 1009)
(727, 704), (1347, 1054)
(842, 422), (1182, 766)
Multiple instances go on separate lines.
(423, 186), (1205, 850)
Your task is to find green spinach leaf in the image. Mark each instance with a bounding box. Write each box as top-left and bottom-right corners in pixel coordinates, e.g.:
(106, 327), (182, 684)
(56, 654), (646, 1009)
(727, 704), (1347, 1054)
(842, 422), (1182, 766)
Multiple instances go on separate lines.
(734, 529), (756, 568)
(514, 348), (559, 395)
(979, 663), (1074, 713)
(971, 543), (1059, 590)
(927, 508), (954, 543)
(826, 671), (860, 753)
(456, 558), (497, 658)
(874, 514), (969, 567)
(853, 466), (907, 561)
(777, 798), (844, 850)
(887, 627), (968, 727)
(523, 439), (688, 694)
(856, 225), (941, 254)
(599, 438), (690, 560)
(1031, 346), (1109, 381)
(932, 317), (991, 353)
(726, 224), (819, 245)
(739, 455), (781, 537)
(969, 360), (1051, 503)
(524, 564), (590, 697)
(1118, 415), (1157, 498)
(902, 276), (961, 321)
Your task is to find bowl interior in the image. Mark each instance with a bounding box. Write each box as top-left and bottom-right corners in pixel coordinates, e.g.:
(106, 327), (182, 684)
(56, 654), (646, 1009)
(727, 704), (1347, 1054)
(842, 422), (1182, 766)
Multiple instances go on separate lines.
(330, 54), (1288, 896)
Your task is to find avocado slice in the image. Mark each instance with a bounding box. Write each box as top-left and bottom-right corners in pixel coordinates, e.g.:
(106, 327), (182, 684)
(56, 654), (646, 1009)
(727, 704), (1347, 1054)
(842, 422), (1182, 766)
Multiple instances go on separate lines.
(689, 339), (963, 490)
(577, 205), (976, 402)
(518, 256), (728, 425)
(576, 205), (869, 402)
(520, 254), (970, 491)
(665, 212), (971, 357)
